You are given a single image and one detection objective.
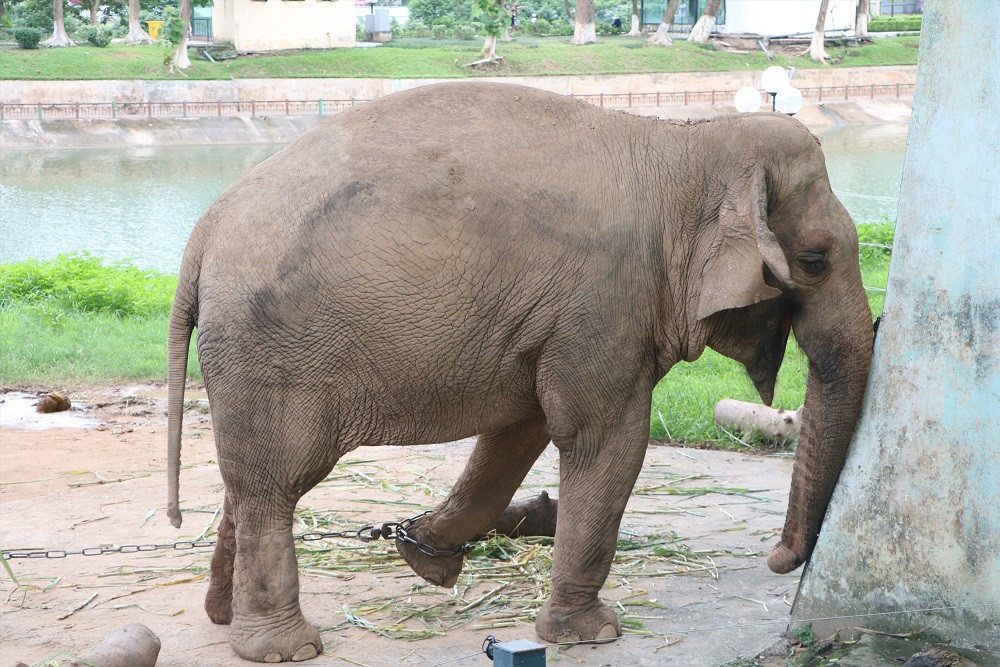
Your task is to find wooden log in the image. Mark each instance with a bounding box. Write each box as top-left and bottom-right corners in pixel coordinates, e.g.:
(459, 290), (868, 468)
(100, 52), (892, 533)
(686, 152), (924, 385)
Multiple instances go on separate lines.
(67, 623), (161, 667)
(481, 490), (558, 538)
(713, 399), (803, 441)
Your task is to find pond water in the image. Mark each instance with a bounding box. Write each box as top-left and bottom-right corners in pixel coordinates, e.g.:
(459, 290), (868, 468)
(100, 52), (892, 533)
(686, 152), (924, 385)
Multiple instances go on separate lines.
(0, 124), (906, 273)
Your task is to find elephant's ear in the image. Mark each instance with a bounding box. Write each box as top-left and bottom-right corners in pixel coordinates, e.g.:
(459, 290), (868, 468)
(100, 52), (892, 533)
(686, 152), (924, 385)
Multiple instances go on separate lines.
(696, 167), (791, 320)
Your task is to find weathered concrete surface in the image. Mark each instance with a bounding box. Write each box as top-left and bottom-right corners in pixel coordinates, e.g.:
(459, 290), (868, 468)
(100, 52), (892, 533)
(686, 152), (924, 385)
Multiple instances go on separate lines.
(0, 99), (911, 148)
(0, 65), (917, 104)
(790, 0), (1000, 650)
(1, 386), (803, 666)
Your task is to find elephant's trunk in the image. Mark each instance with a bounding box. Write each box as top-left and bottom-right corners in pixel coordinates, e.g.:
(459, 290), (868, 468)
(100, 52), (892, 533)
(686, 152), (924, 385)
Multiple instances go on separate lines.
(767, 295), (873, 574)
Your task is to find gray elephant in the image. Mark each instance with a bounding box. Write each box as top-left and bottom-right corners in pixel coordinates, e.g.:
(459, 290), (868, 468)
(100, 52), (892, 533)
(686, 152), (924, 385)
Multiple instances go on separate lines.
(166, 82), (872, 662)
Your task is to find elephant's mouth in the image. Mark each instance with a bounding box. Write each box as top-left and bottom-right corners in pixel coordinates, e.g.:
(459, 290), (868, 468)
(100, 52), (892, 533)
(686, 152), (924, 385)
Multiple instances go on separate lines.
(749, 307), (794, 406)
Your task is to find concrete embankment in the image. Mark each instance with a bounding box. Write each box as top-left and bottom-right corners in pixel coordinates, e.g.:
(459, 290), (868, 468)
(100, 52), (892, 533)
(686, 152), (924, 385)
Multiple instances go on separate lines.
(1, 66), (916, 103)
(0, 66), (915, 148)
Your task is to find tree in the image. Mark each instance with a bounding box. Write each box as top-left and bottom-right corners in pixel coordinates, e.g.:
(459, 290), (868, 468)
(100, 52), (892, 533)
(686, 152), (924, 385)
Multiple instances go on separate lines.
(165, 0), (209, 72)
(124, 0), (153, 43)
(467, 0), (507, 65)
(648, 0), (680, 46)
(626, 0), (641, 35)
(86, 0), (99, 25)
(570, 0), (595, 44)
(408, 0), (471, 25)
(41, 0), (74, 46)
(166, 0), (190, 71)
(855, 0), (869, 39)
(688, 0), (720, 44)
(810, 0), (831, 61)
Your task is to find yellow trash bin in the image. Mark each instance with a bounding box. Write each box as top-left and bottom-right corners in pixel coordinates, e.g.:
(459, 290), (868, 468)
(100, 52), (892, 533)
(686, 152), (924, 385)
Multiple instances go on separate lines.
(147, 20), (164, 40)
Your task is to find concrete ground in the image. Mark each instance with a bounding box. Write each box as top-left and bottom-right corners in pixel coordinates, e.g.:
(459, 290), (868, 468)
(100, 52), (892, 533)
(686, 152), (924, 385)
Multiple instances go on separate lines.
(1, 386), (801, 666)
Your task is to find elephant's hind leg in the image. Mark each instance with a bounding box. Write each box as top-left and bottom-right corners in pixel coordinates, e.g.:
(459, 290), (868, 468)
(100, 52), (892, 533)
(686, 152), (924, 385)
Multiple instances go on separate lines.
(205, 492), (236, 625)
(398, 415), (550, 586)
(215, 390), (339, 663)
(227, 491), (322, 663)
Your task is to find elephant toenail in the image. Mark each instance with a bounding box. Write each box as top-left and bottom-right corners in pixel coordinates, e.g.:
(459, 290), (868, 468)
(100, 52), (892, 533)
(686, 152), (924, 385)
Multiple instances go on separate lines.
(263, 652), (283, 663)
(292, 644), (319, 661)
(596, 623), (619, 641)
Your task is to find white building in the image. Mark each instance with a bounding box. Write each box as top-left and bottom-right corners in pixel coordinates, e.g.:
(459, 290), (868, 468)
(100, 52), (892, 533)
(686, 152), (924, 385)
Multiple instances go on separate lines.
(643, 0), (863, 37)
(212, 0), (356, 51)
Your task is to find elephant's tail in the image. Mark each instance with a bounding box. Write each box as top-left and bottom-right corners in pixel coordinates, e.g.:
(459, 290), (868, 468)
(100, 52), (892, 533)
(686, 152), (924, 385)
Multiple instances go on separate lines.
(166, 258), (199, 529)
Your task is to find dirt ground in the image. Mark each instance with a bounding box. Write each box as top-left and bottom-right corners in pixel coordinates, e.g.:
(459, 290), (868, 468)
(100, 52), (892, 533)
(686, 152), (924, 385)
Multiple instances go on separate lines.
(1, 385), (803, 666)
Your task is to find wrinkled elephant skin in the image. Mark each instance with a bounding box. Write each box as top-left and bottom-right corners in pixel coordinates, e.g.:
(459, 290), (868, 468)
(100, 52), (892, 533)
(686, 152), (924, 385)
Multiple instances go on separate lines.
(165, 83), (872, 662)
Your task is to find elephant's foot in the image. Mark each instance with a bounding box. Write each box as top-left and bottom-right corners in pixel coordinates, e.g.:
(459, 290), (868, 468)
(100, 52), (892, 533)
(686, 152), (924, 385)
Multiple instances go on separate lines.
(535, 599), (621, 644)
(767, 542), (805, 574)
(205, 583), (233, 625)
(396, 517), (465, 587)
(230, 614), (321, 663)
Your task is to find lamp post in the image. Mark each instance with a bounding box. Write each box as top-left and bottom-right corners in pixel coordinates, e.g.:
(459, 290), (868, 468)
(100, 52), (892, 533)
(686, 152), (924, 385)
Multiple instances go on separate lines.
(761, 65), (792, 111)
(734, 66), (802, 116)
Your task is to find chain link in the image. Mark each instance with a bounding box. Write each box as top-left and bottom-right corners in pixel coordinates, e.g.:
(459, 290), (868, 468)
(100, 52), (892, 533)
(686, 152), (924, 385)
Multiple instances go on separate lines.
(2, 511), (472, 561)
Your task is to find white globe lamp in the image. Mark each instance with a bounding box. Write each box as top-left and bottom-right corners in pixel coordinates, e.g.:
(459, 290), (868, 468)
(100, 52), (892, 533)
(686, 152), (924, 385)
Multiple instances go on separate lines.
(734, 86), (763, 113)
(761, 66), (791, 111)
(774, 85), (804, 115)
(761, 66), (789, 94)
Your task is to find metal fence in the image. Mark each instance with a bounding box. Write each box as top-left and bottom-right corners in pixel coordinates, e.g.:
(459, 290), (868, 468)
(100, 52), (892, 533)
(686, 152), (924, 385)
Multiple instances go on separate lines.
(569, 82), (915, 108)
(0, 83), (916, 121)
(0, 98), (367, 121)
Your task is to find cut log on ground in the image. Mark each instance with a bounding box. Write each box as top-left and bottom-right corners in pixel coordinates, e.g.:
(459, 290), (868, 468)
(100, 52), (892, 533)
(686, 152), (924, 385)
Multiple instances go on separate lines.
(713, 399), (802, 441)
(482, 490), (558, 538)
(66, 623), (161, 667)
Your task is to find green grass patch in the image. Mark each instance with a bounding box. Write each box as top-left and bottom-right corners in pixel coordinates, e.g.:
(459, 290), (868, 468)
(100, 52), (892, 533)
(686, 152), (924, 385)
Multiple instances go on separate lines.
(0, 36), (920, 81)
(0, 252), (176, 317)
(1, 225), (892, 446)
(869, 14), (923, 32)
(0, 253), (197, 384)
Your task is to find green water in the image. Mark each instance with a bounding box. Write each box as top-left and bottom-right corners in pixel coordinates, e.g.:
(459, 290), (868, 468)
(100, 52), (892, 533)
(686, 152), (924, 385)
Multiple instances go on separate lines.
(0, 124), (906, 272)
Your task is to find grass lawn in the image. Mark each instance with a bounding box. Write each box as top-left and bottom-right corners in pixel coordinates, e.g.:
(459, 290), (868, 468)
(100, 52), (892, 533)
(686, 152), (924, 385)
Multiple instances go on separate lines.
(0, 230), (892, 448)
(0, 35), (920, 80)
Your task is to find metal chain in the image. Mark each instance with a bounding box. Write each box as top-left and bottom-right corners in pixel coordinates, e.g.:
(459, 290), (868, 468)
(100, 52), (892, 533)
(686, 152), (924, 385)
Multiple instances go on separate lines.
(2, 510), (471, 561)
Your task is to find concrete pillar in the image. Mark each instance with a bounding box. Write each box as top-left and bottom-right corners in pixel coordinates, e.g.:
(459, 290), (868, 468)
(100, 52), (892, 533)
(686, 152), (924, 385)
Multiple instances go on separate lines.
(790, 0), (1000, 648)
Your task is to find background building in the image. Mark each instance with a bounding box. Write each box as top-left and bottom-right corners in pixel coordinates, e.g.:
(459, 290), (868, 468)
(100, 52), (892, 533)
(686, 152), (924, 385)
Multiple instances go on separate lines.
(212, 0), (356, 51)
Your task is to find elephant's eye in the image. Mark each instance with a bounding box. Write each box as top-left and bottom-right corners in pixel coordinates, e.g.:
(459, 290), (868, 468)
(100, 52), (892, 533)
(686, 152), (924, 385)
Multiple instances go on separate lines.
(798, 253), (828, 275)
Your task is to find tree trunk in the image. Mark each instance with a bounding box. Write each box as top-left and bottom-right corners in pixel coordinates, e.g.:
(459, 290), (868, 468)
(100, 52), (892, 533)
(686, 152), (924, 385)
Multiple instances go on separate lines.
(563, 0), (571, 23)
(0, 0), (6, 25)
(689, 0), (721, 43)
(648, 0), (680, 46)
(88, 0), (99, 25)
(570, 0), (596, 44)
(626, 0), (641, 35)
(810, 0), (832, 61)
(125, 0), (153, 43)
(855, 0), (869, 39)
(42, 0), (76, 47)
(480, 34), (497, 59)
(171, 0), (192, 71)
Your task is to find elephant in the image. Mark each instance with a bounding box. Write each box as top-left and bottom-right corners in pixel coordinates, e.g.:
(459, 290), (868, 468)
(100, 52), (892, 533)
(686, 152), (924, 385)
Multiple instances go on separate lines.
(165, 81), (873, 662)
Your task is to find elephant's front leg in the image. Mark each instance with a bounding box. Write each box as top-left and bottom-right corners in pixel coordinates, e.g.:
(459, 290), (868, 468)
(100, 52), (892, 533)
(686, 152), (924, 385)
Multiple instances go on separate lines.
(398, 415), (550, 586)
(535, 398), (651, 643)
